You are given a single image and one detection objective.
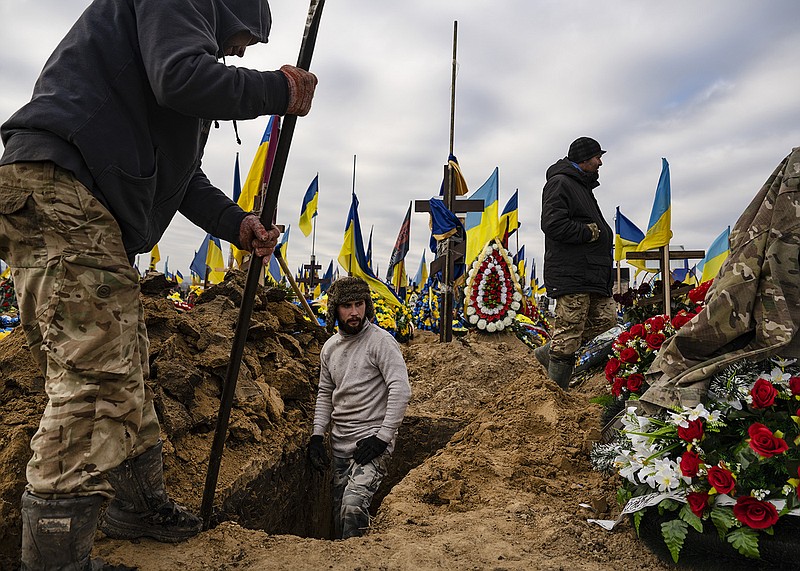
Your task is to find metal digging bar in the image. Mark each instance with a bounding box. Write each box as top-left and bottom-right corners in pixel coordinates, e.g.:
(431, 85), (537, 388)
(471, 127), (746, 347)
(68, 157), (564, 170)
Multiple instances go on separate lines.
(200, 0), (326, 530)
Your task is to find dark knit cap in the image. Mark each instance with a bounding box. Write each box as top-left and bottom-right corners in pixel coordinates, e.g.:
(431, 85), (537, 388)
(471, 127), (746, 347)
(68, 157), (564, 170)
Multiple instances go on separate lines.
(567, 137), (606, 164)
(326, 276), (375, 332)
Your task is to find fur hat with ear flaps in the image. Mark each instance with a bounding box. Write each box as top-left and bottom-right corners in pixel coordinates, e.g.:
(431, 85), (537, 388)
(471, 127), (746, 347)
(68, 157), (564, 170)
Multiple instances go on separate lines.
(326, 276), (375, 332)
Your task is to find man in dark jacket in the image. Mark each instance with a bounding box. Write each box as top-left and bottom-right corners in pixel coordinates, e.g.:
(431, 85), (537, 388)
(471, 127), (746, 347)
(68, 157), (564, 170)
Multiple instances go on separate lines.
(535, 137), (615, 388)
(0, 0), (317, 568)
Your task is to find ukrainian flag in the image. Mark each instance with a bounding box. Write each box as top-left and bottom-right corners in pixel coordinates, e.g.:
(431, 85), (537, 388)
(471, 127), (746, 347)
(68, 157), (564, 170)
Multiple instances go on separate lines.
(268, 225), (290, 283)
(337, 193), (403, 308)
(698, 226), (730, 283)
(232, 116), (281, 266)
(513, 245), (525, 283)
(412, 250), (428, 288)
(465, 167), (500, 266)
(499, 190), (519, 241)
(190, 234), (226, 284)
(298, 175), (319, 237)
(149, 244), (160, 271)
(176, 270), (184, 284)
(636, 158), (672, 252)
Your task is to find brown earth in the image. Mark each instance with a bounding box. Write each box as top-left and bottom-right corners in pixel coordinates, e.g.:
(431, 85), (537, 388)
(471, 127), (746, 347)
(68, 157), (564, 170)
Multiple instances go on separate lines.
(0, 271), (673, 571)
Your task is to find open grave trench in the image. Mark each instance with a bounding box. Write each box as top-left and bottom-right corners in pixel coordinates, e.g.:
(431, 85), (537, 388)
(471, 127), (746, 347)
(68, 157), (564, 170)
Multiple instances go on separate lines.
(212, 413), (465, 539)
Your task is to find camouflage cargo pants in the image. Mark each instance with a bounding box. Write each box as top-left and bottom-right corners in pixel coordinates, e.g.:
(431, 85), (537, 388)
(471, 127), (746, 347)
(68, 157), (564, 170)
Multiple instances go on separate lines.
(550, 292), (616, 360)
(0, 162), (160, 498)
(332, 454), (389, 539)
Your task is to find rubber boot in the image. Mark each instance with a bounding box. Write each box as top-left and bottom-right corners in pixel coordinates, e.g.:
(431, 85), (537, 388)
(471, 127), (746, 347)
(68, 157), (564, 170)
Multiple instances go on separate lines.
(547, 355), (574, 389)
(534, 341), (550, 369)
(99, 441), (201, 543)
(20, 491), (103, 571)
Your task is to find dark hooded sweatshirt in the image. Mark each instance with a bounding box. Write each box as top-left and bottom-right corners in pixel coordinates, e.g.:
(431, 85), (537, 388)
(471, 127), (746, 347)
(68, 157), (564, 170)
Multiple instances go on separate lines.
(1, 0), (289, 258)
(540, 158), (613, 298)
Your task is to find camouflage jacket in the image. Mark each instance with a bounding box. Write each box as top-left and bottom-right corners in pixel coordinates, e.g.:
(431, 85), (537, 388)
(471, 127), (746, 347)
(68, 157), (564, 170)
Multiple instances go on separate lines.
(640, 147), (800, 411)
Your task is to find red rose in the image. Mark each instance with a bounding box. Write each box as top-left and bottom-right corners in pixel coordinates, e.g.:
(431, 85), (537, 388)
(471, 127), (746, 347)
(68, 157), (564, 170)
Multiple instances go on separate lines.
(611, 376), (625, 397)
(707, 465), (736, 495)
(789, 376), (800, 396)
(671, 311), (695, 330)
(748, 423), (788, 458)
(645, 332), (666, 350)
(619, 347), (639, 364)
(629, 323), (646, 338)
(645, 315), (667, 333)
(626, 373), (645, 394)
(615, 331), (633, 347)
(605, 358), (621, 381)
(677, 419), (704, 443)
(679, 449), (702, 478)
(750, 378), (778, 409)
(687, 286), (708, 304)
(686, 491), (709, 517)
(733, 496), (779, 530)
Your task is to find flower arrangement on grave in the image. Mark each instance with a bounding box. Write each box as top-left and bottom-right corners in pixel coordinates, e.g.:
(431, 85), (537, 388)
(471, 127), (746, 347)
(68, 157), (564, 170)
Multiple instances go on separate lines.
(371, 291), (413, 341)
(593, 358), (800, 563)
(411, 278), (440, 333)
(463, 239), (524, 333)
(604, 280), (712, 401)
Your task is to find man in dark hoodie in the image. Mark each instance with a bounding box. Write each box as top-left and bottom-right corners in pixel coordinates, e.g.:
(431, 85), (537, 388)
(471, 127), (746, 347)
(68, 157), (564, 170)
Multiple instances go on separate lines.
(535, 137), (615, 388)
(0, 0), (317, 568)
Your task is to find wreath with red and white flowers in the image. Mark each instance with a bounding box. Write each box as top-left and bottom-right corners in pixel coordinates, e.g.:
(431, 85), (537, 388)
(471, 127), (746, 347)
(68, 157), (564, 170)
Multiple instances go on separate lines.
(464, 240), (524, 333)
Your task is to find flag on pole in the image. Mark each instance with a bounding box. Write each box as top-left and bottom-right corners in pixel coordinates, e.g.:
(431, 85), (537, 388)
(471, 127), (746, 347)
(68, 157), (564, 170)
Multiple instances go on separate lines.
(190, 234), (226, 284)
(386, 202), (412, 282)
(337, 193), (403, 308)
(412, 250), (428, 288)
(232, 153), (242, 204)
(320, 260), (333, 294)
(366, 226), (374, 270)
(636, 158), (672, 252)
(268, 225), (291, 283)
(298, 174), (319, 237)
(513, 245), (525, 283)
(465, 167), (500, 265)
(232, 116), (281, 266)
(499, 190), (519, 246)
(698, 226), (730, 283)
(176, 270), (184, 284)
(149, 244), (160, 271)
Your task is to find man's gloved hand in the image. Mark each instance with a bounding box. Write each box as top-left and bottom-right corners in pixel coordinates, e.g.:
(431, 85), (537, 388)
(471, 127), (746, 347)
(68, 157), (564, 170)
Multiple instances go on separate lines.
(307, 435), (329, 473)
(353, 436), (388, 465)
(238, 215), (280, 265)
(587, 222), (600, 242)
(280, 65), (318, 116)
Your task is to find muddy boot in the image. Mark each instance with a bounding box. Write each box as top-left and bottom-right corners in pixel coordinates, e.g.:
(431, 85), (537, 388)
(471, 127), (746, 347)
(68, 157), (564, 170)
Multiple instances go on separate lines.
(534, 342), (550, 369)
(21, 491), (104, 571)
(99, 441), (201, 543)
(547, 355), (574, 389)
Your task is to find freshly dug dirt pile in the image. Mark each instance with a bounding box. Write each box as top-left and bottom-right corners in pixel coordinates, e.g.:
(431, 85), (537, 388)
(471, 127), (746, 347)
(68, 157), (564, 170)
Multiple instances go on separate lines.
(0, 272), (672, 571)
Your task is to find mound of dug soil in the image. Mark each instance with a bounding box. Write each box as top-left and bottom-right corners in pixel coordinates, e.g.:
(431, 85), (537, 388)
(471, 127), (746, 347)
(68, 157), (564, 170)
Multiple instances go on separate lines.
(0, 272), (672, 570)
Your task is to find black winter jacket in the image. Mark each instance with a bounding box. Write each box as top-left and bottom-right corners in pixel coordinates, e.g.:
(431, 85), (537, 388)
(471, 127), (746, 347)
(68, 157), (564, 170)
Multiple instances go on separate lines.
(540, 158), (613, 298)
(1, 0), (290, 257)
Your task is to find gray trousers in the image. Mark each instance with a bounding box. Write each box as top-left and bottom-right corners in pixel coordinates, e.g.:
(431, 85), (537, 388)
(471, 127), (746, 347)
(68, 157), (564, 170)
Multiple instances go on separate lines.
(332, 454), (389, 539)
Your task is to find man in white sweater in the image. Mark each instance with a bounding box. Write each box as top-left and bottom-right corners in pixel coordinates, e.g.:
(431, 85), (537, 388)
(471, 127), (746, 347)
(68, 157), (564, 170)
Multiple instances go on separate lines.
(308, 277), (411, 539)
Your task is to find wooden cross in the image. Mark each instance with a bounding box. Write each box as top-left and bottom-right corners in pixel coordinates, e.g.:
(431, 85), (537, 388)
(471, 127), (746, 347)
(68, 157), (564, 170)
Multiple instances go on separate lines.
(413, 191), (483, 342)
(625, 248), (705, 317)
(297, 255), (322, 297)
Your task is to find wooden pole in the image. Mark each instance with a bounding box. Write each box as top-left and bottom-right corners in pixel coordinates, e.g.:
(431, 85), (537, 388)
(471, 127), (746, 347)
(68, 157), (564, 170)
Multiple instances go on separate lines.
(440, 20), (458, 343)
(276, 250), (319, 325)
(662, 246), (671, 317)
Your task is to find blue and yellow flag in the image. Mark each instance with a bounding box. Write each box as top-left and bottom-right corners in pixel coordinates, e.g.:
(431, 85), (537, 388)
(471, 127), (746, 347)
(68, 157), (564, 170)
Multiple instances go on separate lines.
(440, 154), (470, 197)
(176, 270), (184, 284)
(268, 225), (291, 283)
(636, 158), (672, 252)
(233, 116), (281, 266)
(412, 250), (428, 289)
(699, 226), (730, 283)
(320, 260), (333, 294)
(465, 167), (500, 265)
(298, 174), (319, 237)
(190, 234), (226, 284)
(513, 245), (525, 283)
(614, 207), (645, 262)
(499, 189), (519, 245)
(0, 260), (10, 279)
(232, 153), (242, 204)
(337, 193), (403, 308)
(148, 244), (160, 271)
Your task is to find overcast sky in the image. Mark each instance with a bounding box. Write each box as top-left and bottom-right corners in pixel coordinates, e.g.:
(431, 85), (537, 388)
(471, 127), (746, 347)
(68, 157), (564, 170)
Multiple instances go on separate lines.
(2, 0), (799, 283)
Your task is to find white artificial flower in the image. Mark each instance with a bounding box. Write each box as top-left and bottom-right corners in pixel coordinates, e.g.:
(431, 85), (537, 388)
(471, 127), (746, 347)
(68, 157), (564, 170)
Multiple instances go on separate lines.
(466, 306), (476, 316)
(486, 322), (497, 333)
(511, 301), (520, 311)
(507, 310), (516, 319)
(469, 314), (479, 324)
(496, 321), (505, 331)
(513, 292), (522, 302)
(477, 319), (487, 329)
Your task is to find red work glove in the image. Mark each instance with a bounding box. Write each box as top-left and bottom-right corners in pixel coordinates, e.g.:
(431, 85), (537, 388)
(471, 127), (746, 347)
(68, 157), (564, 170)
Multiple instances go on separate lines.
(280, 64), (318, 116)
(238, 214), (279, 265)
